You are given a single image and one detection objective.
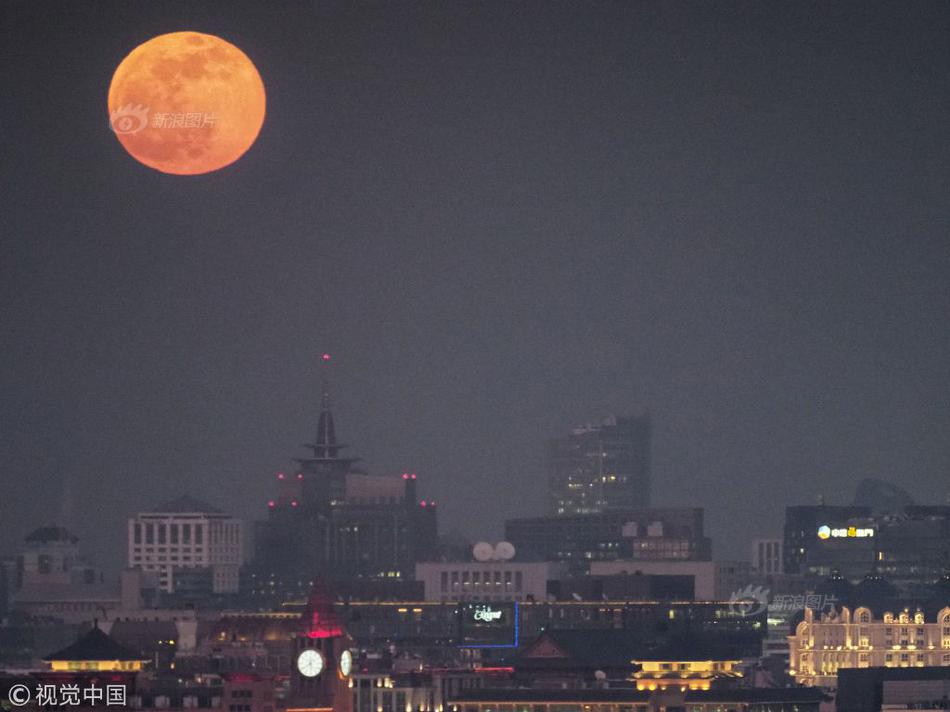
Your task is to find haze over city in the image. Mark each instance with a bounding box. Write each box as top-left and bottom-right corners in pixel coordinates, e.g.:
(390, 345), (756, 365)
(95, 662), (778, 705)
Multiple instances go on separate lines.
(3, 0), (949, 574)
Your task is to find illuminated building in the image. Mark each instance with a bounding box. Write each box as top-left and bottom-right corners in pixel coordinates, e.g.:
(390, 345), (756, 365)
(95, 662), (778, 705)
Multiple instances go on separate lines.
(788, 605), (950, 688)
(43, 625), (148, 673)
(784, 504), (950, 592)
(127, 496), (243, 593)
(202, 600), (766, 665)
(505, 507), (711, 574)
(631, 658), (742, 691)
(32, 624), (149, 704)
(510, 629), (756, 691)
(247, 360), (436, 603)
(446, 687), (827, 712)
(415, 551), (563, 602)
(288, 581), (354, 712)
(548, 414), (651, 515)
(350, 667), (497, 712)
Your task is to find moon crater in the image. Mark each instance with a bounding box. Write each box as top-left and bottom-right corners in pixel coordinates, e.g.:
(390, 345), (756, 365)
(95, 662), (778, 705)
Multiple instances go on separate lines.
(108, 31), (266, 175)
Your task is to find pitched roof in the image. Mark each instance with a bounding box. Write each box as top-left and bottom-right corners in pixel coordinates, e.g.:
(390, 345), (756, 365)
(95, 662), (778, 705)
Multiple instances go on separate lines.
(43, 626), (147, 662)
(517, 630), (751, 670)
(518, 630), (645, 668)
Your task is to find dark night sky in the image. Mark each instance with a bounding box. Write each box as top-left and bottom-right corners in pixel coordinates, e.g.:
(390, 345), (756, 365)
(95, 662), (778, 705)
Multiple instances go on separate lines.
(2, 1), (949, 571)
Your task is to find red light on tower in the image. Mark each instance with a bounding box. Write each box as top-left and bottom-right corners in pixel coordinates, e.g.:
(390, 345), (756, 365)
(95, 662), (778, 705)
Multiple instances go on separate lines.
(267, 500), (275, 508)
(291, 500), (298, 507)
(277, 472), (285, 480)
(297, 473), (304, 480)
(420, 500), (427, 507)
(402, 473), (409, 480)
(410, 473), (417, 479)
(321, 353), (331, 361)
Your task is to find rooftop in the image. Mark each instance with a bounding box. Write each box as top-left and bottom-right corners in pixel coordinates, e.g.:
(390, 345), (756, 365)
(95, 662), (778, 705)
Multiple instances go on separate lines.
(151, 495), (221, 514)
(25, 526), (78, 545)
(44, 626), (148, 662)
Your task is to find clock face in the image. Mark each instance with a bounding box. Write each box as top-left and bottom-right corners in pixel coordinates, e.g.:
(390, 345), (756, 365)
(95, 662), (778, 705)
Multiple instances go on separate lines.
(339, 649), (353, 677)
(297, 649), (324, 678)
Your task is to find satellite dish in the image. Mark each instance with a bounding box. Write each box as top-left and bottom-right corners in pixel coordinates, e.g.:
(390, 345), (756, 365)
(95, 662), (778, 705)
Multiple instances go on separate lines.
(473, 542), (494, 562)
(594, 670), (607, 681)
(494, 541), (516, 561)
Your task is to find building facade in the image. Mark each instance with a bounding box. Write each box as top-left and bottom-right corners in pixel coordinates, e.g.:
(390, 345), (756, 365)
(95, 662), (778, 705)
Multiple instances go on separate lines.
(751, 538), (783, 576)
(837, 666), (950, 712)
(590, 560), (752, 601)
(789, 605), (950, 688)
(127, 496), (243, 593)
(784, 505), (950, 593)
(549, 415), (651, 515)
(505, 508), (711, 573)
(415, 560), (563, 602)
(246, 364), (437, 603)
(16, 526), (98, 589)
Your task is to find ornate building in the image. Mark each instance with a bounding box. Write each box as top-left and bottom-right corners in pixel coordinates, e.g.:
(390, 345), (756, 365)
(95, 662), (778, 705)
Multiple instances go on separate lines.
(288, 581), (354, 712)
(246, 358), (437, 604)
(789, 605), (950, 688)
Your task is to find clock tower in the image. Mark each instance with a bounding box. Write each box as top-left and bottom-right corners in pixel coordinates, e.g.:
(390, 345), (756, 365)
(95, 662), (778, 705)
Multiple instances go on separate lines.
(289, 580), (354, 712)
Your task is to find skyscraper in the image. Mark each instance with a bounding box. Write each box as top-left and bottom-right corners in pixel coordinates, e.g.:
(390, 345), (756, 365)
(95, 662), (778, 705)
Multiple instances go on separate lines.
(549, 414), (651, 515)
(246, 357), (437, 603)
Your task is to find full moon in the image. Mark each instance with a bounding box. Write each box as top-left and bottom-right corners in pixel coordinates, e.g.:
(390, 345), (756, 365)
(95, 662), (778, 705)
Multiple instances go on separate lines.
(108, 32), (266, 175)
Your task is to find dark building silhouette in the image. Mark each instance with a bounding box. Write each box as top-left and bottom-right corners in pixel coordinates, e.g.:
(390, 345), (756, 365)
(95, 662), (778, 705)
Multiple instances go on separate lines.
(784, 503), (950, 593)
(505, 507), (711, 574)
(548, 414), (651, 515)
(246, 360), (437, 604)
(837, 666), (950, 712)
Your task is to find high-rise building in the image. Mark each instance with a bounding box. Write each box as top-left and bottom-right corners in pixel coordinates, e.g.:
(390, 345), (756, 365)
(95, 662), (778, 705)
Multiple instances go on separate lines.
(784, 504), (950, 592)
(505, 507), (711, 574)
(789, 605), (950, 688)
(246, 358), (437, 603)
(549, 415), (651, 516)
(751, 538), (784, 575)
(127, 496), (243, 594)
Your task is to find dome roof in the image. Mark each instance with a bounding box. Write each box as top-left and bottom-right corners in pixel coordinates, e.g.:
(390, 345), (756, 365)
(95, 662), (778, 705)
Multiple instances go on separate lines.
(814, 571), (853, 604)
(854, 573), (898, 600)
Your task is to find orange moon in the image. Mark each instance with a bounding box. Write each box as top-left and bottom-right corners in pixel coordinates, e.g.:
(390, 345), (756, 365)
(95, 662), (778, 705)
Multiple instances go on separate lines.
(108, 32), (266, 175)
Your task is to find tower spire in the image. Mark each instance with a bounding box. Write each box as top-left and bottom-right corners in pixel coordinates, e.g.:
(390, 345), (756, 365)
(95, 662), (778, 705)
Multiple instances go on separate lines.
(320, 352), (331, 412)
(314, 353), (337, 458)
